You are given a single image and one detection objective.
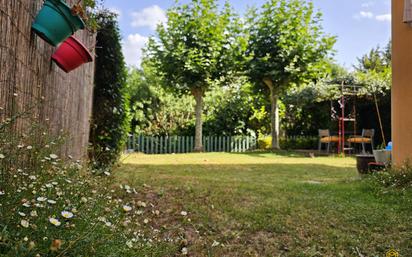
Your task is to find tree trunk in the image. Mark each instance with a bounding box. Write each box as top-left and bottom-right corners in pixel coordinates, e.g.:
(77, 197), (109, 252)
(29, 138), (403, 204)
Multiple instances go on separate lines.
(192, 88), (204, 152)
(263, 78), (280, 150)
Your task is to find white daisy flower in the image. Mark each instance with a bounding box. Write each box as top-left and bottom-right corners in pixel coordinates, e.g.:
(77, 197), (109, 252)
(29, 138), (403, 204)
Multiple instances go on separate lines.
(126, 240), (133, 248)
(137, 201), (146, 208)
(20, 220), (30, 228)
(61, 211), (74, 219)
(47, 200), (56, 205)
(30, 210), (38, 217)
(18, 212), (26, 217)
(49, 154), (58, 159)
(180, 211), (188, 216)
(123, 205), (132, 212)
(0, 190), (5, 196)
(37, 197), (47, 202)
(49, 218), (61, 227)
(181, 247), (188, 255)
(26, 146), (33, 150)
(23, 202), (31, 208)
(0, 154), (5, 159)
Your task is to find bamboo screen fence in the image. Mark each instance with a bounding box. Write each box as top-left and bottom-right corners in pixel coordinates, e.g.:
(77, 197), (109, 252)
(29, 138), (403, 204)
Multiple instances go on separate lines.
(0, 0), (95, 160)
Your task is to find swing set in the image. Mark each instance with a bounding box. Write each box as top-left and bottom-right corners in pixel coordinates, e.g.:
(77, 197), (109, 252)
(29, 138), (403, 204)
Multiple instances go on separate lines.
(330, 82), (382, 156)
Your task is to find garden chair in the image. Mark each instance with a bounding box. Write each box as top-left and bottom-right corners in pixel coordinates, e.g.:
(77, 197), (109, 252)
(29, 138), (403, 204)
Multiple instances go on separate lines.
(318, 129), (339, 153)
(347, 129), (375, 153)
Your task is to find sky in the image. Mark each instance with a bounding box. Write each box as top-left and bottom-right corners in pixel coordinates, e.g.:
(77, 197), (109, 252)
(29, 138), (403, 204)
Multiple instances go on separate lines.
(103, 0), (391, 69)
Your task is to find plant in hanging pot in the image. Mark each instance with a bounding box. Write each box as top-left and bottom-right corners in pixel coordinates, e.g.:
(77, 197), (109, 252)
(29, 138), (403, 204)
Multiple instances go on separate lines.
(32, 0), (99, 46)
(70, 0), (100, 32)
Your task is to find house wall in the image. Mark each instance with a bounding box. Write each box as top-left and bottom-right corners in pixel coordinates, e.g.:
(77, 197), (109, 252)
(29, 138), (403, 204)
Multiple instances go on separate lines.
(0, 0), (95, 160)
(392, 0), (412, 165)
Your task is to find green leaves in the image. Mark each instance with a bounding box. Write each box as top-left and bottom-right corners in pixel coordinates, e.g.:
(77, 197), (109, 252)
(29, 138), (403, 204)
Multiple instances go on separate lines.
(246, 0), (336, 91)
(90, 11), (129, 169)
(354, 41), (392, 95)
(145, 0), (243, 94)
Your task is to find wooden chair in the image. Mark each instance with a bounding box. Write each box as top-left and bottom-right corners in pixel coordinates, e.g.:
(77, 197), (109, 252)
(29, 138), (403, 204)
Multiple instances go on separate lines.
(318, 129), (340, 153)
(347, 129), (375, 153)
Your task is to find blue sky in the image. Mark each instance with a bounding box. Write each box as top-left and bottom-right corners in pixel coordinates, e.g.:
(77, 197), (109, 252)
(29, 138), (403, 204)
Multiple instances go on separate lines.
(104, 0), (391, 69)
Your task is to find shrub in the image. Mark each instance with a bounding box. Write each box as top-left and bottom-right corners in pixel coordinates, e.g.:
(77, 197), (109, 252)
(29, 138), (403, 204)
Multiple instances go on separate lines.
(372, 163), (412, 189)
(257, 136), (272, 150)
(89, 10), (129, 170)
(258, 136), (318, 150)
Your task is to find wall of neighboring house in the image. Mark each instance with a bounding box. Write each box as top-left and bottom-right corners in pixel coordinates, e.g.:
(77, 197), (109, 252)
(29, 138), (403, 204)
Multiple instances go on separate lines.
(0, 0), (95, 160)
(392, 0), (412, 165)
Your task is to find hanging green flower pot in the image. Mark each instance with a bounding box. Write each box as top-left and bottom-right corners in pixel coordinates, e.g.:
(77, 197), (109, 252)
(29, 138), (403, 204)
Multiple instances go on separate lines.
(32, 0), (85, 46)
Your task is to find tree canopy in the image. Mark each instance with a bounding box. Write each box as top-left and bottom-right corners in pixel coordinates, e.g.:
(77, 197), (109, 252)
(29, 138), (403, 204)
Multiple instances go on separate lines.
(145, 0), (244, 151)
(245, 0), (336, 148)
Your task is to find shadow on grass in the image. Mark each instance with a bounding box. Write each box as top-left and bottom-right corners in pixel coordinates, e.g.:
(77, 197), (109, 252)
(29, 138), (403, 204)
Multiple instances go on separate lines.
(117, 162), (412, 208)
(231, 150), (308, 158)
(116, 162), (357, 190)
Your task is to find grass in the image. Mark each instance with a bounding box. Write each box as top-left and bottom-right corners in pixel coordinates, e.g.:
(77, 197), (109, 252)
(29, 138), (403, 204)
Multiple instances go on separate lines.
(115, 152), (412, 256)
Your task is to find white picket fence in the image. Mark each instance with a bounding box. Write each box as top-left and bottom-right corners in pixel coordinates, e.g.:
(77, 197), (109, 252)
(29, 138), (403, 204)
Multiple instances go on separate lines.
(126, 135), (257, 154)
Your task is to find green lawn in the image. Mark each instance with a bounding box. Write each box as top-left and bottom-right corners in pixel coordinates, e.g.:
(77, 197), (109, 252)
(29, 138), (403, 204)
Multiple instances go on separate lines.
(115, 152), (412, 256)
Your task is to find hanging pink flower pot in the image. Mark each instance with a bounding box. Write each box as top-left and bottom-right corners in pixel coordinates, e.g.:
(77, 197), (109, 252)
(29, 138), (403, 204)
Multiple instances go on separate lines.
(52, 36), (93, 73)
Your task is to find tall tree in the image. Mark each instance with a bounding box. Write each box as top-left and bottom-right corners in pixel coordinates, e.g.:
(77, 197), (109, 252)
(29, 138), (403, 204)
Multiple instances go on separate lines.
(354, 41), (392, 146)
(246, 0), (335, 149)
(146, 0), (244, 152)
(355, 41), (391, 73)
(89, 10), (129, 169)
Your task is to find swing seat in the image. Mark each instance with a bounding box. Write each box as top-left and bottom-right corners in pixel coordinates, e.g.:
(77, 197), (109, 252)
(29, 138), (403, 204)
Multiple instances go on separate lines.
(320, 136), (340, 143)
(347, 129), (375, 153)
(347, 137), (372, 143)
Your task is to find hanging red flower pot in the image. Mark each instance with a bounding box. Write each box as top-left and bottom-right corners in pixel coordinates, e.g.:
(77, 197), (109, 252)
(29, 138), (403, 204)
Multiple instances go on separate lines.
(52, 36), (93, 73)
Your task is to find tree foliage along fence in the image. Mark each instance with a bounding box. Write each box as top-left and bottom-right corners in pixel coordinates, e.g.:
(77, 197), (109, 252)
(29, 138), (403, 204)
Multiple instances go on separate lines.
(127, 135), (258, 154)
(126, 135), (320, 154)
